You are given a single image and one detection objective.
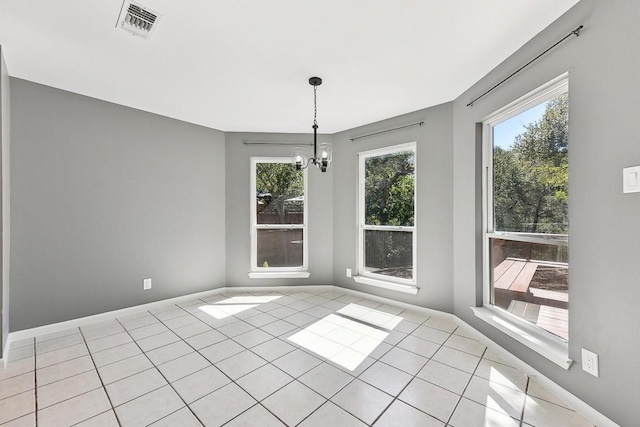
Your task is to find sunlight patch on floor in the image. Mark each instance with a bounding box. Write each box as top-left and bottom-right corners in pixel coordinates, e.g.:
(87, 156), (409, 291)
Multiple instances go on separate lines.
(198, 295), (281, 319)
(288, 304), (403, 371)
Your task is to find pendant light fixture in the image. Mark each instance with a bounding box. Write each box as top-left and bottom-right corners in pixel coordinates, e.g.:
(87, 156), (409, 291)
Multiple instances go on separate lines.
(292, 77), (332, 172)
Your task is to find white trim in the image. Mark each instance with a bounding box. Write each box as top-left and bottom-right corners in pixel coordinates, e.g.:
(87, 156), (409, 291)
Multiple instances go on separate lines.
(362, 225), (414, 232)
(1, 335), (11, 369)
(471, 306), (572, 369)
(456, 316), (619, 427)
(254, 224), (304, 230)
(357, 141), (417, 285)
(248, 271), (311, 279)
(481, 74), (571, 358)
(0, 284), (620, 426)
(357, 141), (417, 159)
(487, 232), (568, 247)
(339, 285), (451, 319)
(353, 275), (419, 295)
(250, 157), (308, 274)
(483, 72), (569, 126)
(226, 284), (335, 294)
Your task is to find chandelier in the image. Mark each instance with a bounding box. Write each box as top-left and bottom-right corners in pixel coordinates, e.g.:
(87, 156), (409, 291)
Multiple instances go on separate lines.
(292, 77), (332, 172)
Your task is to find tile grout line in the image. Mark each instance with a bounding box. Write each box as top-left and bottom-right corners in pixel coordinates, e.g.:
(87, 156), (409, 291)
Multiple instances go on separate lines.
(363, 322), (489, 426)
(68, 410), (113, 426)
(257, 308), (377, 424)
(33, 351), (89, 373)
(145, 301), (312, 426)
(279, 312), (432, 425)
(448, 341), (533, 425)
(444, 341), (491, 427)
(168, 321), (292, 426)
(289, 369), (356, 426)
(138, 308), (217, 426)
(298, 314), (428, 424)
(520, 376), (531, 427)
(176, 294), (340, 426)
(77, 326), (123, 427)
(366, 317), (443, 427)
(269, 296), (429, 426)
(34, 337), (38, 427)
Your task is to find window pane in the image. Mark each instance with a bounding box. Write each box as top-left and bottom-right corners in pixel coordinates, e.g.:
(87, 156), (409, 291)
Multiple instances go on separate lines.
(256, 163), (304, 225)
(257, 229), (303, 268)
(364, 230), (413, 279)
(364, 151), (414, 226)
(491, 237), (568, 339)
(492, 94), (568, 234)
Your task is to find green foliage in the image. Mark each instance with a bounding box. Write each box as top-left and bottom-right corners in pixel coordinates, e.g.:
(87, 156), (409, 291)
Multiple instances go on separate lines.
(256, 163), (304, 221)
(363, 151), (415, 276)
(256, 163), (303, 197)
(365, 152), (415, 226)
(494, 94), (569, 234)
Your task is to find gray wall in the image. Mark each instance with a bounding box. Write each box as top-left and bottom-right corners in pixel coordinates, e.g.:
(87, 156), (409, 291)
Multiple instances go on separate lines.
(6, 1), (638, 421)
(0, 46), (9, 354)
(452, 1), (639, 425)
(332, 104), (454, 313)
(10, 79), (226, 330)
(225, 132), (333, 287)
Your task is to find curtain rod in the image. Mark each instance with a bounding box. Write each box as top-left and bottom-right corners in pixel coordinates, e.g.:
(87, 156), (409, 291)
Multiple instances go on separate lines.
(350, 121), (424, 142)
(243, 141), (313, 146)
(467, 25), (583, 107)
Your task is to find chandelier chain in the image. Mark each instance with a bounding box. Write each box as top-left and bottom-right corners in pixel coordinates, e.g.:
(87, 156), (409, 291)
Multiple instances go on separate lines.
(313, 85), (317, 126)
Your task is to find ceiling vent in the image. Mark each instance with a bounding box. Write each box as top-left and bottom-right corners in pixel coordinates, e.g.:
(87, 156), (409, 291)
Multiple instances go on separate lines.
(116, 1), (162, 40)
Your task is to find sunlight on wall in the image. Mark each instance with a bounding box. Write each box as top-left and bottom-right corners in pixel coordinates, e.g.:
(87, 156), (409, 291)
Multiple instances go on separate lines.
(288, 304), (403, 371)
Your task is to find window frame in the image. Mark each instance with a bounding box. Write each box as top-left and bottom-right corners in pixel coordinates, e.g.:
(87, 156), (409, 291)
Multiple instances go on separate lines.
(356, 142), (417, 292)
(249, 157), (309, 277)
(476, 73), (572, 369)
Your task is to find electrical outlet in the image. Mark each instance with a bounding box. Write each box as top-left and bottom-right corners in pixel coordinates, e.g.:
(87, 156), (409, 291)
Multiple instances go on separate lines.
(346, 268), (352, 278)
(143, 278), (152, 291)
(582, 348), (599, 377)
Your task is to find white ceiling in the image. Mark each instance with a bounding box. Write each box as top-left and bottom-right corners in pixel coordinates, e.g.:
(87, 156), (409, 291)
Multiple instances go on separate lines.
(0, 0), (580, 133)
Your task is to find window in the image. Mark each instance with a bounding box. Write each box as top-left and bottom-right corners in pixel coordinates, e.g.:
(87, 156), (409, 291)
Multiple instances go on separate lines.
(356, 143), (416, 292)
(479, 75), (570, 365)
(250, 158), (308, 277)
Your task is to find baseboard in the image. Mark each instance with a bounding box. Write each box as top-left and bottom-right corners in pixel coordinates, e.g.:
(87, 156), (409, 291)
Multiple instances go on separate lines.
(1, 333), (13, 369)
(336, 285), (457, 322)
(1, 284), (619, 426)
(455, 317), (619, 427)
(6, 287), (228, 344)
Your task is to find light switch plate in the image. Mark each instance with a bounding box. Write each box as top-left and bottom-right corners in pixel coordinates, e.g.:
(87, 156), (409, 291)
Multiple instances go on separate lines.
(623, 165), (640, 193)
(143, 278), (152, 290)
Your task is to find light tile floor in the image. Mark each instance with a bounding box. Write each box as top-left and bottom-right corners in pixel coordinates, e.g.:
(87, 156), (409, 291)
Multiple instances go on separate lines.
(0, 288), (595, 426)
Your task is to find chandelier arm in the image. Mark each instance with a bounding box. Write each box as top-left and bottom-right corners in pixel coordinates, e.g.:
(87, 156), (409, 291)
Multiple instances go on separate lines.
(299, 157), (313, 170)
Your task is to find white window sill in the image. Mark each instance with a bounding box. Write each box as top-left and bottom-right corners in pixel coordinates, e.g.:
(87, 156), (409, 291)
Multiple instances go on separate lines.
(352, 275), (419, 295)
(248, 271), (311, 279)
(471, 306), (572, 370)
